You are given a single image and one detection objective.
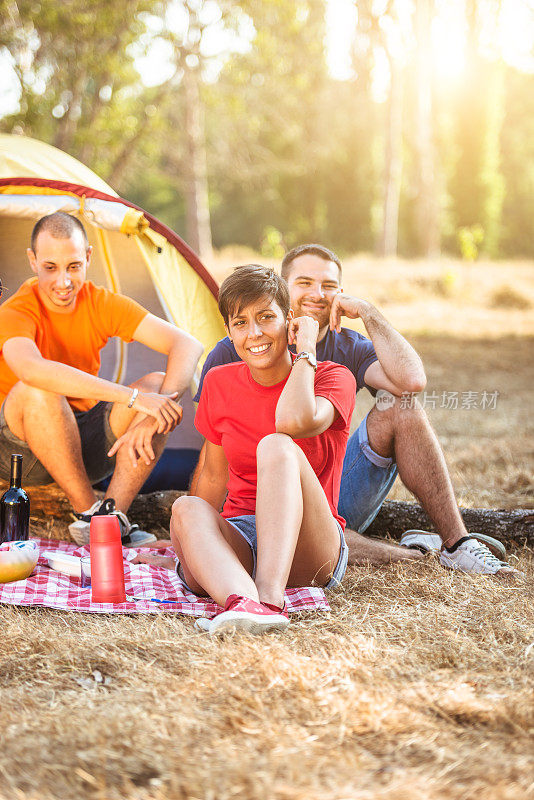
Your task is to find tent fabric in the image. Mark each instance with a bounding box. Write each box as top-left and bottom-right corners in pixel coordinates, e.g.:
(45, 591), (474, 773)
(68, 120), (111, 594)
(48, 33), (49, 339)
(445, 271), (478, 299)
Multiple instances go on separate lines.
(0, 133), (117, 194)
(0, 178), (219, 297)
(0, 134), (226, 482)
(0, 193), (139, 232)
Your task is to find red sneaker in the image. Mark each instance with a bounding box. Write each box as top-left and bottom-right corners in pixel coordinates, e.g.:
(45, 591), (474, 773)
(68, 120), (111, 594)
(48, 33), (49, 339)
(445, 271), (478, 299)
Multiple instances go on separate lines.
(262, 600), (289, 618)
(209, 594), (290, 636)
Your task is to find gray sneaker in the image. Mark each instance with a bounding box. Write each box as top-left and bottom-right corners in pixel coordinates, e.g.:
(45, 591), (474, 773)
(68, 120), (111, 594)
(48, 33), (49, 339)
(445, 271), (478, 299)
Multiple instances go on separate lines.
(439, 537), (520, 575)
(69, 498), (157, 548)
(400, 529), (507, 560)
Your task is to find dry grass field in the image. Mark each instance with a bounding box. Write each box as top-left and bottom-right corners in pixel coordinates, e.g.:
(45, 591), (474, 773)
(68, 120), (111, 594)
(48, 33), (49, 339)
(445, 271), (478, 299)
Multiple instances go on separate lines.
(0, 256), (533, 800)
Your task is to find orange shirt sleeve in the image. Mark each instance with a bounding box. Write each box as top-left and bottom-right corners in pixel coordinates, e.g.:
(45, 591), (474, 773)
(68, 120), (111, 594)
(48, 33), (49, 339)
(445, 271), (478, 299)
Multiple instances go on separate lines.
(0, 306), (37, 352)
(0, 303), (38, 409)
(92, 285), (149, 342)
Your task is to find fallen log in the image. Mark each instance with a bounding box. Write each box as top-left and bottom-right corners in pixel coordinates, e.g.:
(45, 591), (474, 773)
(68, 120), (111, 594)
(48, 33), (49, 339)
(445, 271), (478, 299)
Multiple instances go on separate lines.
(19, 485), (534, 547)
(22, 485), (185, 540)
(365, 501), (533, 547)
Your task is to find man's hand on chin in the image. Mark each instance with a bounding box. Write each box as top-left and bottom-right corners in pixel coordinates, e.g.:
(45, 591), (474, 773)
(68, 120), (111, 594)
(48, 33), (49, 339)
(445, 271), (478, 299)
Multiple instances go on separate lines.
(329, 294), (373, 332)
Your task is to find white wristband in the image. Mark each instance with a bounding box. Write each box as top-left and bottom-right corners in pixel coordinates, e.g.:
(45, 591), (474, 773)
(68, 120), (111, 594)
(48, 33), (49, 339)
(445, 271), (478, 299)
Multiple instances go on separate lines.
(128, 387), (139, 408)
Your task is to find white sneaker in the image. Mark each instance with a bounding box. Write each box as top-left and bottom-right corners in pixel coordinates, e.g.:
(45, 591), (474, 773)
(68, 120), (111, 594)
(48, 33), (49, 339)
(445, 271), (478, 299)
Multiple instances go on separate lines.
(194, 617), (212, 632)
(68, 499), (102, 545)
(400, 530), (442, 553)
(400, 529), (507, 560)
(69, 498), (157, 548)
(440, 537), (520, 575)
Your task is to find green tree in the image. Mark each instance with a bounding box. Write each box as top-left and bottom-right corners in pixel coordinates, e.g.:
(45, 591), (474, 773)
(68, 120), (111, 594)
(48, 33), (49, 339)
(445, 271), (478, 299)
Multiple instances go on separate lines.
(499, 68), (534, 256)
(448, 0), (505, 257)
(0, 0), (168, 183)
(207, 0), (335, 249)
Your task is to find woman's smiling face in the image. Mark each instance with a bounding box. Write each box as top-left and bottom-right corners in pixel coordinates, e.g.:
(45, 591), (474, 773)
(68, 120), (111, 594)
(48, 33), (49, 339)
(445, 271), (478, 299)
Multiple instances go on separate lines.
(226, 295), (292, 376)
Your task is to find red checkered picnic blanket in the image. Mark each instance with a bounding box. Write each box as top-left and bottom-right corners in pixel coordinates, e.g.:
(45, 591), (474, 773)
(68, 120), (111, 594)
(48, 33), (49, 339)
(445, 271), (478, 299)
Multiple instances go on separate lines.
(0, 539), (329, 616)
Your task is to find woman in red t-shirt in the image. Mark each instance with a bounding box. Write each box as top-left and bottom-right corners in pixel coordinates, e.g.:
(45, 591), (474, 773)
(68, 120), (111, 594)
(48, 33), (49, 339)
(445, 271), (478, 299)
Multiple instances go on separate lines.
(171, 265), (355, 635)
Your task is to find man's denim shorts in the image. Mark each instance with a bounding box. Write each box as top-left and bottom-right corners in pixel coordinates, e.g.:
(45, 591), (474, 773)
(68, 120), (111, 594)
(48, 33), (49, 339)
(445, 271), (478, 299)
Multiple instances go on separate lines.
(0, 400), (117, 485)
(337, 413), (398, 533)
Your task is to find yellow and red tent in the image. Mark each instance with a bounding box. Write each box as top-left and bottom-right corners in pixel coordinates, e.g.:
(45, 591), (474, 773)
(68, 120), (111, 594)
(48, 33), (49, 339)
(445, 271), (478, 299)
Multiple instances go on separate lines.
(0, 133), (224, 488)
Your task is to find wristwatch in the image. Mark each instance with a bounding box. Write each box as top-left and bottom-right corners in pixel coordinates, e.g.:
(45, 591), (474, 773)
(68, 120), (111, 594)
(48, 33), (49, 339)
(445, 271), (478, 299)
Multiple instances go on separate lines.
(293, 351), (317, 372)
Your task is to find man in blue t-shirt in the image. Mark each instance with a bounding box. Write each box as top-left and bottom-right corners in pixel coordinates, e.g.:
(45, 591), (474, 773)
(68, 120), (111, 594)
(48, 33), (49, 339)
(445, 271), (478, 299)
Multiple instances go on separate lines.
(191, 245), (515, 576)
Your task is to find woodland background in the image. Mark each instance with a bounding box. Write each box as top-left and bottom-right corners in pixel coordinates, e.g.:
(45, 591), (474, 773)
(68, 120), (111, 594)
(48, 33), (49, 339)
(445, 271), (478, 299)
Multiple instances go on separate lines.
(1, 0), (533, 264)
(1, 5), (533, 800)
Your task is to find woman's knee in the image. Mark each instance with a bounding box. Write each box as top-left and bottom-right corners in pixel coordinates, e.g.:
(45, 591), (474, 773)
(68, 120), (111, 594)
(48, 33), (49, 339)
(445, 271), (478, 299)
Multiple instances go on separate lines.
(256, 432), (298, 466)
(171, 495), (208, 538)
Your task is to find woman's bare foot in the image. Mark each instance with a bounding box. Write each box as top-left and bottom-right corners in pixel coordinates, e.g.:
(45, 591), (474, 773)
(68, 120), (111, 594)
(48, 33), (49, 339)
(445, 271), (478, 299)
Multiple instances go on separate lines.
(132, 553), (176, 570)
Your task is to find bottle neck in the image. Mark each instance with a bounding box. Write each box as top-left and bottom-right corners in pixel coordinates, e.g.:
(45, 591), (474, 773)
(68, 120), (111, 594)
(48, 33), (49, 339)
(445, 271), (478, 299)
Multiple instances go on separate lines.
(10, 455), (23, 489)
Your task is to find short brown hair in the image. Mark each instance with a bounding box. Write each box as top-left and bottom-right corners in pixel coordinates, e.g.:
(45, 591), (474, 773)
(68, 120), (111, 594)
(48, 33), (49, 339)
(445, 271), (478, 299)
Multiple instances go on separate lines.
(31, 212), (89, 253)
(281, 243), (342, 280)
(218, 264), (290, 325)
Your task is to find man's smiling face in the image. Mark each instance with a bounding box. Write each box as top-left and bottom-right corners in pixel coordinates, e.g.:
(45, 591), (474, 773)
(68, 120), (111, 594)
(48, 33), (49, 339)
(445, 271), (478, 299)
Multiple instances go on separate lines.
(285, 254), (342, 334)
(27, 229), (91, 313)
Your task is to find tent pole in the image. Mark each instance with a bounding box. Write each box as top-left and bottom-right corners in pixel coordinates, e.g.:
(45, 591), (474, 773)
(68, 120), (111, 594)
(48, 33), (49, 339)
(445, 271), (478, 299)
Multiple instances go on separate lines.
(95, 228), (127, 385)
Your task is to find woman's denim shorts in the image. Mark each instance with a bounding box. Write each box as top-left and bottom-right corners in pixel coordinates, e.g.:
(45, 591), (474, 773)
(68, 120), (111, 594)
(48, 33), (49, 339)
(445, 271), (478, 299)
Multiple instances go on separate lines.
(178, 514), (348, 594)
(227, 515), (348, 590)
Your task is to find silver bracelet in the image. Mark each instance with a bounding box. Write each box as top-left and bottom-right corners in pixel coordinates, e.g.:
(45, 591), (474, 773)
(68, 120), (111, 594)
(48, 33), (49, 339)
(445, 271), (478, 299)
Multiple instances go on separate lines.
(128, 387), (139, 408)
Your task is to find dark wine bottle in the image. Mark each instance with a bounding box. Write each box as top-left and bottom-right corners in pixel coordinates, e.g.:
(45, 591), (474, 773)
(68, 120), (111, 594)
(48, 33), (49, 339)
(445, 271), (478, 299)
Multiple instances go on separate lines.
(0, 454), (30, 543)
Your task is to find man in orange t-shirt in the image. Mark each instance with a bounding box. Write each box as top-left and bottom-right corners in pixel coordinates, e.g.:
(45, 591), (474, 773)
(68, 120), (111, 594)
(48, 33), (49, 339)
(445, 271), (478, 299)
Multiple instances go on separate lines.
(0, 212), (203, 546)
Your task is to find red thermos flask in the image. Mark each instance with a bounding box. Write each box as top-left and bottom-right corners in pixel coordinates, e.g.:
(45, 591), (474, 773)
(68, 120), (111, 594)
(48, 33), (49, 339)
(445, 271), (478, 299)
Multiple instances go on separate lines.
(90, 515), (126, 603)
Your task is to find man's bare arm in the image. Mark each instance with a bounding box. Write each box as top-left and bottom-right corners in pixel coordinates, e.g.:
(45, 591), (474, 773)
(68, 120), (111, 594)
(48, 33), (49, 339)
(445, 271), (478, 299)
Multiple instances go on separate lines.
(4, 337), (138, 404)
(106, 315), (204, 462)
(132, 314), (203, 399)
(329, 294), (426, 395)
(3, 336), (183, 429)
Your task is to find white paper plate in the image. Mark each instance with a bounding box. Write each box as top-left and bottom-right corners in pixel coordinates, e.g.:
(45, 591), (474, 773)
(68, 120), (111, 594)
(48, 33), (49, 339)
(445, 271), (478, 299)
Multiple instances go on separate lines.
(41, 551), (82, 578)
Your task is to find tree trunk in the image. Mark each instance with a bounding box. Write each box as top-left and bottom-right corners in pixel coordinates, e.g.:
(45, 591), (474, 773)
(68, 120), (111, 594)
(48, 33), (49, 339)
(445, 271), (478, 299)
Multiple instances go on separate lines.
(105, 75), (177, 190)
(379, 56), (404, 257)
(77, 73), (113, 166)
(414, 0), (440, 258)
(21, 486), (533, 547)
(53, 70), (87, 153)
(481, 60), (505, 256)
(182, 63), (213, 261)
(106, 122), (150, 191)
(452, 1), (505, 257)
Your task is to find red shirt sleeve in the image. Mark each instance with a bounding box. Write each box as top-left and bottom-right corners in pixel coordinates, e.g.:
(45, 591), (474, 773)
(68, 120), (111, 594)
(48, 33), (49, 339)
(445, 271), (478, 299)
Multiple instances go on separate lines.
(314, 362), (356, 430)
(194, 370), (223, 445)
